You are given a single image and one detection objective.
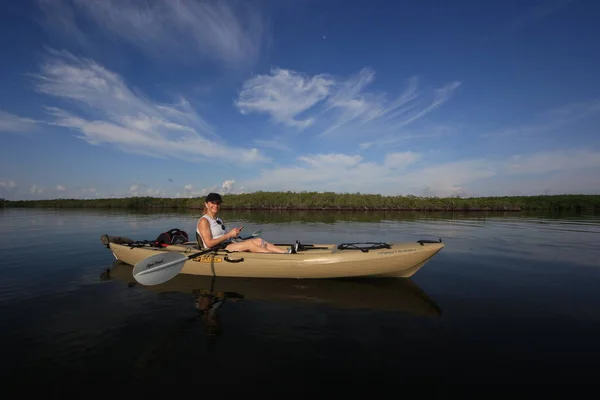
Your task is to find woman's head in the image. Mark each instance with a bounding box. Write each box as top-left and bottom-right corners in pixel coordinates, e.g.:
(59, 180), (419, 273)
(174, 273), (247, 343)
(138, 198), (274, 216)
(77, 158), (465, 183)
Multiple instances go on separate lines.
(203, 192), (222, 214)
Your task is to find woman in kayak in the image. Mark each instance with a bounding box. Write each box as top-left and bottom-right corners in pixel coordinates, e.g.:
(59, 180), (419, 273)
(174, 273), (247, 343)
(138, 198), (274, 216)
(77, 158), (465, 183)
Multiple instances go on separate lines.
(196, 192), (298, 254)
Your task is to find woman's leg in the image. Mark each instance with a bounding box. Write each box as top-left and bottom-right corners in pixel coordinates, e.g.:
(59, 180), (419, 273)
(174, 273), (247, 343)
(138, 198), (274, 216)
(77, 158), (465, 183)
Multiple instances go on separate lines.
(225, 238), (288, 253)
(264, 242), (288, 253)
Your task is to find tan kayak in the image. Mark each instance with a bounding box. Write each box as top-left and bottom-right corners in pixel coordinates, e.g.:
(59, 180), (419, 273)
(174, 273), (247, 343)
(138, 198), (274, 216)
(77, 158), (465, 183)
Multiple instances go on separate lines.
(102, 235), (444, 279)
(107, 261), (442, 317)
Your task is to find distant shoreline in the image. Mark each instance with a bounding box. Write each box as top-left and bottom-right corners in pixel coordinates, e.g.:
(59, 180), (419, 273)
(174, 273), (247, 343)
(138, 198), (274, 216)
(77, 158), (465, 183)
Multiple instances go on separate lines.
(2, 192), (599, 212)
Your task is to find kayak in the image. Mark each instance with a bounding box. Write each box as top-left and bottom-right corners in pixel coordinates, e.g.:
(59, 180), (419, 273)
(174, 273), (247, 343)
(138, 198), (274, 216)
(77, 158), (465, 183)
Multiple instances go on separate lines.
(102, 234), (444, 279)
(107, 261), (442, 317)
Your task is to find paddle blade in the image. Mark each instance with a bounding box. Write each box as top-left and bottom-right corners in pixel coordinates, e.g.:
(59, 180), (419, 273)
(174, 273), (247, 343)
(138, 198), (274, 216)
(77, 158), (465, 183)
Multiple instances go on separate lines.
(240, 229), (262, 240)
(132, 252), (187, 286)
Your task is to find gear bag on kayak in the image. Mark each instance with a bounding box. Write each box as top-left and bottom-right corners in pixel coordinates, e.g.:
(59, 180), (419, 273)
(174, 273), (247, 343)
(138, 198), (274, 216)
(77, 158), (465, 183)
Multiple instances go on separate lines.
(155, 228), (189, 247)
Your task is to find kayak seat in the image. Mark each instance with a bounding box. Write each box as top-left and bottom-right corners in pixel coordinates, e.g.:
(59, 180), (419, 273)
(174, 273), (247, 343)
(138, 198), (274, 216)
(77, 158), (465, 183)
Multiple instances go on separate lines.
(196, 232), (206, 250)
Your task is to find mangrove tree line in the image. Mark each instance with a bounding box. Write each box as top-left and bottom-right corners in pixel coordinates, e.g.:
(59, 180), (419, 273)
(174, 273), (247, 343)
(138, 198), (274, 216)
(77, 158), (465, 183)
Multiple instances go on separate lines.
(3, 191), (600, 212)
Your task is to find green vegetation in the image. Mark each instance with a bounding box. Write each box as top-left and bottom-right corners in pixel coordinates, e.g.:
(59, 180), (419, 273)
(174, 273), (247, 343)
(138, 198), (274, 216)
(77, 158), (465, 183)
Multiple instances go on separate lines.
(3, 191), (600, 212)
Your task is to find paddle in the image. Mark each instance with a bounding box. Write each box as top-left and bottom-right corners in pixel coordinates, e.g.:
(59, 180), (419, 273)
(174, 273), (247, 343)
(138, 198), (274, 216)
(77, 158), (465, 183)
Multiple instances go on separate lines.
(132, 230), (262, 286)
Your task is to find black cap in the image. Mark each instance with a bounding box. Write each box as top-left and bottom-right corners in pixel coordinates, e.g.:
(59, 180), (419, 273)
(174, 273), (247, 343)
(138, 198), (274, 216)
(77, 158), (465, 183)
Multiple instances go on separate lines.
(205, 192), (222, 203)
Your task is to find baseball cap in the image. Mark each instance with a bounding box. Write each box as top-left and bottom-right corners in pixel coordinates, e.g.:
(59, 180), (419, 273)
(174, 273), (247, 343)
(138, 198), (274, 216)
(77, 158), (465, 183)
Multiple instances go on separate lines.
(205, 192), (223, 203)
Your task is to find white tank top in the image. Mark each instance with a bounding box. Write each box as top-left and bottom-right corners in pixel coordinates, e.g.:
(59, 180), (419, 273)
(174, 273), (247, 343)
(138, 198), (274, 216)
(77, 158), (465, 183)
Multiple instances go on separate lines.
(197, 214), (227, 248)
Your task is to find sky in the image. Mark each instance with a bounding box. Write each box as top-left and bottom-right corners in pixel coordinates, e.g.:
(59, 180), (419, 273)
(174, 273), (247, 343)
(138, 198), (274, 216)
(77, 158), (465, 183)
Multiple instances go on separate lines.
(1, 0), (599, 200)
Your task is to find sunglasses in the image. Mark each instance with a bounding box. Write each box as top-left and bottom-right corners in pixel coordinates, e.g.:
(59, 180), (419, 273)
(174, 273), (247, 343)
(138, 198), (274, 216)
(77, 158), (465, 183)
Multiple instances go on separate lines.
(216, 218), (226, 231)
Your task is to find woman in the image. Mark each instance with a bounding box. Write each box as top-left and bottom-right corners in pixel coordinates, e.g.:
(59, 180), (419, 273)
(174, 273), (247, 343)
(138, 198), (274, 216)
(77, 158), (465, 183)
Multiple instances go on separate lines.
(196, 192), (297, 254)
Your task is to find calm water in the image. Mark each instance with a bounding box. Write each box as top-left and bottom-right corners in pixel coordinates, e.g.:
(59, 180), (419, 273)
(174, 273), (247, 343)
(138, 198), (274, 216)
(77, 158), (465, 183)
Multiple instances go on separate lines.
(1, 207), (599, 386)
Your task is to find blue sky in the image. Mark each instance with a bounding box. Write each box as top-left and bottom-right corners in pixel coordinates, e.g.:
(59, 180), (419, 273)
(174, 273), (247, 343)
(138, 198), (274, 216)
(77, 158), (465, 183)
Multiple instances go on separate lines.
(1, 0), (599, 200)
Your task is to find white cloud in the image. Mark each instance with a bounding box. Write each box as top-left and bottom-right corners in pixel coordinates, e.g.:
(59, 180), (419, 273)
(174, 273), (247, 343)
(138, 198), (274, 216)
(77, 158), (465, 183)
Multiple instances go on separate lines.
(253, 139), (291, 152)
(544, 99), (600, 120)
(129, 184), (142, 196)
(503, 150), (600, 175)
(360, 125), (456, 150)
(383, 152), (420, 169)
(298, 153), (363, 169)
(318, 68), (387, 135)
(401, 159), (497, 197)
(0, 111), (38, 133)
(180, 183), (233, 198)
(183, 184), (194, 198)
(383, 81), (461, 129)
(241, 148), (600, 197)
(34, 50), (268, 164)
(244, 153), (403, 194)
(56, 185), (66, 191)
(222, 180), (235, 193)
(129, 183), (164, 197)
(236, 68), (334, 128)
(29, 185), (43, 195)
(483, 99), (600, 138)
(0, 180), (17, 189)
(37, 0), (266, 68)
(235, 68), (460, 137)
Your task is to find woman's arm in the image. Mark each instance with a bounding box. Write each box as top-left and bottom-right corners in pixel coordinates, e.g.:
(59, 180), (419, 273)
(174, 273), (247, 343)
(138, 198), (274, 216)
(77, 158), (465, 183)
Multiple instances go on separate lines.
(197, 218), (238, 248)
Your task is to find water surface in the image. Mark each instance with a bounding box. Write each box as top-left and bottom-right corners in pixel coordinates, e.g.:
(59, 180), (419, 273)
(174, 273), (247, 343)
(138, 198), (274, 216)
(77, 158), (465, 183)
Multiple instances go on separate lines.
(1, 208), (599, 386)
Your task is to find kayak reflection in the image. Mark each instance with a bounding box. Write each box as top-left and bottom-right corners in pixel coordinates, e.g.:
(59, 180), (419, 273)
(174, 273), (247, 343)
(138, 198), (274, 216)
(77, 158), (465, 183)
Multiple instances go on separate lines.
(108, 260), (442, 319)
(193, 288), (244, 336)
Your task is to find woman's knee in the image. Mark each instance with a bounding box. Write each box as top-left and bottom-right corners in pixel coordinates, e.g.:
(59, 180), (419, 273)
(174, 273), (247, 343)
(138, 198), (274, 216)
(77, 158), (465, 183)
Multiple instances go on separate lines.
(249, 238), (266, 248)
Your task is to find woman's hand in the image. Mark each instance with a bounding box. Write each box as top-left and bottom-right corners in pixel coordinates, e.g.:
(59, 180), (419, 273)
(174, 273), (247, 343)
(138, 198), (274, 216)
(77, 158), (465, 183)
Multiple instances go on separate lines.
(228, 226), (243, 239)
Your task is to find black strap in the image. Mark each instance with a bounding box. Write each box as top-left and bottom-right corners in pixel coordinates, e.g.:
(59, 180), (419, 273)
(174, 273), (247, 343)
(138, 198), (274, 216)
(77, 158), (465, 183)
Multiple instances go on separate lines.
(417, 238), (443, 245)
(337, 242), (391, 252)
(126, 240), (161, 248)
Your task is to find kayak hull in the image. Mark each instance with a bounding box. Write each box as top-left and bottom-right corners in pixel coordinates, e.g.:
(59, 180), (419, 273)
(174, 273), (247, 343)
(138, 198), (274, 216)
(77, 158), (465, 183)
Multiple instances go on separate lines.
(105, 237), (444, 279)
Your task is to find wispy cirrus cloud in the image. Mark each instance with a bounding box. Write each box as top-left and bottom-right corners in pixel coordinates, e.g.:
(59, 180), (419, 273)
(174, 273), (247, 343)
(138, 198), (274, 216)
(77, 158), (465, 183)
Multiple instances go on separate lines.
(236, 68), (334, 128)
(36, 0), (88, 47)
(481, 0), (576, 42)
(321, 71), (460, 136)
(502, 149), (600, 175)
(483, 99), (600, 138)
(235, 67), (461, 137)
(502, 0), (575, 35)
(253, 139), (292, 152)
(0, 111), (38, 133)
(36, 0), (266, 68)
(359, 124), (457, 150)
(32, 49), (268, 164)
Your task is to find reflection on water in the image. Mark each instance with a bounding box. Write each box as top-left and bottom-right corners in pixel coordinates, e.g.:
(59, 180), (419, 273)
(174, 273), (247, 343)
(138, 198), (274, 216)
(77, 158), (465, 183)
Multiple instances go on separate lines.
(194, 289), (244, 337)
(107, 260), (442, 336)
